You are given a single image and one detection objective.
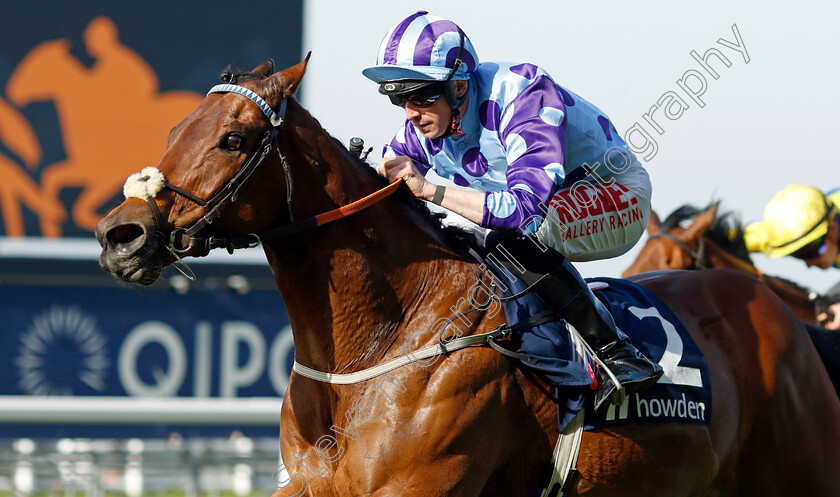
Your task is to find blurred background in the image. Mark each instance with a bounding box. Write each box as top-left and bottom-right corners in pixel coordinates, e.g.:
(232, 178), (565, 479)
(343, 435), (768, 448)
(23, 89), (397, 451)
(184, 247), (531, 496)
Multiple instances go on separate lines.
(0, 1), (837, 495)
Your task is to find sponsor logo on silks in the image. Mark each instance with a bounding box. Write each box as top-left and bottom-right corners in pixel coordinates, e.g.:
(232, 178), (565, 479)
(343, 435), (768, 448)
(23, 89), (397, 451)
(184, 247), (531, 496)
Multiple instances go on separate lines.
(547, 183), (645, 242)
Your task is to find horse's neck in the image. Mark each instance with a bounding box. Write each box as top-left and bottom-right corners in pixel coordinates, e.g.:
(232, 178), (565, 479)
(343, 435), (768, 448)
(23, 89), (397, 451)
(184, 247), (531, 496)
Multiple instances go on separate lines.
(703, 237), (816, 321)
(265, 102), (481, 374)
(703, 239), (759, 276)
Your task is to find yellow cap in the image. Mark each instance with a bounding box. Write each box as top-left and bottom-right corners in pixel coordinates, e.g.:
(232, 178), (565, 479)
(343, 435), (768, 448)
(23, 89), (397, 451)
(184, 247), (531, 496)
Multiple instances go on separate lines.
(743, 221), (771, 253)
(745, 185), (834, 258)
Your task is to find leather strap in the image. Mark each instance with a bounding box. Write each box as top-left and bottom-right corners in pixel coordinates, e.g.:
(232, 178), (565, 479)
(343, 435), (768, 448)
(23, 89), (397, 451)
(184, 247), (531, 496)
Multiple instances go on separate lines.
(293, 323), (525, 384)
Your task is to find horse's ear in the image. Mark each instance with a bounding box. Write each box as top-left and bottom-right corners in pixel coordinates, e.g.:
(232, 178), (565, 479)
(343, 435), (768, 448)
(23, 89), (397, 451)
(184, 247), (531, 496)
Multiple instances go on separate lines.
(251, 59), (275, 77)
(272, 52), (311, 99)
(683, 202), (718, 241)
(647, 210), (662, 236)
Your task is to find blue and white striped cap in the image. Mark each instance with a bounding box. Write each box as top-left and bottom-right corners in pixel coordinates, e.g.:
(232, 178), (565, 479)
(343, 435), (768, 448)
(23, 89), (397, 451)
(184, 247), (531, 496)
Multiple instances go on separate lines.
(362, 11), (478, 83)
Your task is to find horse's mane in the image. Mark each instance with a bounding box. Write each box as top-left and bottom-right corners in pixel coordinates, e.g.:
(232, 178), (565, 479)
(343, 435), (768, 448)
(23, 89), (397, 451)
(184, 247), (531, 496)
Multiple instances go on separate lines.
(707, 211), (752, 263)
(664, 203), (752, 262)
(660, 205), (704, 232)
(220, 66), (268, 84)
(219, 67), (480, 258)
(666, 204), (813, 294)
(333, 137), (480, 257)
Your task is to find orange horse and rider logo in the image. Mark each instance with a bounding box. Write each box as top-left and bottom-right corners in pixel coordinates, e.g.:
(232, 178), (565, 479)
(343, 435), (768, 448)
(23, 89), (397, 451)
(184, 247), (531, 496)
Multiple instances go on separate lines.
(0, 16), (202, 237)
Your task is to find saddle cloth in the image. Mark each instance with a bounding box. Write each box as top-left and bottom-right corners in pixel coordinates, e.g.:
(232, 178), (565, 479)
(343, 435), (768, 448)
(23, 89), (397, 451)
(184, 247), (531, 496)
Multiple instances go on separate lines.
(491, 269), (712, 431)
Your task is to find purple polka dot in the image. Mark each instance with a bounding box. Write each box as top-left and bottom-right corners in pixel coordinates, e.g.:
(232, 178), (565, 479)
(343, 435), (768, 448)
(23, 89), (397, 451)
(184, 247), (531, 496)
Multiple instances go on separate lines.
(510, 63), (538, 80)
(479, 100), (501, 131)
(462, 147), (489, 176)
(427, 137), (443, 156)
(446, 47), (478, 73)
(557, 86), (575, 107)
(597, 116), (613, 141)
(453, 174), (470, 187)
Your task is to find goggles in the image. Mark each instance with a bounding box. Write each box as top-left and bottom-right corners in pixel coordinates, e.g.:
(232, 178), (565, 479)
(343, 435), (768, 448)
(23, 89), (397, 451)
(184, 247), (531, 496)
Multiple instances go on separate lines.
(385, 83), (445, 108)
(791, 235), (829, 260)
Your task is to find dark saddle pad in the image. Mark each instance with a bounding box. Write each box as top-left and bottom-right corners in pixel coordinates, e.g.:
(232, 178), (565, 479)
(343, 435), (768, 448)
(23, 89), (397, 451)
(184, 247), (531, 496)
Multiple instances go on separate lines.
(492, 270), (712, 430)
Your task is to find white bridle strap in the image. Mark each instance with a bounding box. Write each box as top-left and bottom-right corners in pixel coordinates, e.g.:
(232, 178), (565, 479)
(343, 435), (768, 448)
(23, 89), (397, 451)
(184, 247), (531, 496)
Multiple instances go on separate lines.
(207, 84), (287, 127)
(292, 331), (499, 384)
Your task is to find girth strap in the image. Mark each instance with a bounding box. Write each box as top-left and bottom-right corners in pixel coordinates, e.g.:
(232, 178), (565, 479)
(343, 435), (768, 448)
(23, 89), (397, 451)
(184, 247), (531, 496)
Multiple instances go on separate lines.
(293, 318), (540, 384)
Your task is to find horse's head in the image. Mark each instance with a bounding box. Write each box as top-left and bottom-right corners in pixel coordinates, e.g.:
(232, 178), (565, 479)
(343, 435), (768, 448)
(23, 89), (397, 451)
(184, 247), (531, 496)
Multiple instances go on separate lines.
(95, 56), (309, 285)
(6, 39), (82, 106)
(622, 204), (718, 276)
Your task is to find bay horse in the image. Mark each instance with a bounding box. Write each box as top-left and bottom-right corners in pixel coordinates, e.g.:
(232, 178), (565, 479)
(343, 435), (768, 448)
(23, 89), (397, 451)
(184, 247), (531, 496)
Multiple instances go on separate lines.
(623, 203), (819, 323)
(624, 203), (840, 396)
(95, 57), (840, 496)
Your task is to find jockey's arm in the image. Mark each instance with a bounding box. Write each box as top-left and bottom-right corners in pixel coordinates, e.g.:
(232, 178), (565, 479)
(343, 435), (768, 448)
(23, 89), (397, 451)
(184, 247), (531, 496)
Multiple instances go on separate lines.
(379, 155), (485, 225)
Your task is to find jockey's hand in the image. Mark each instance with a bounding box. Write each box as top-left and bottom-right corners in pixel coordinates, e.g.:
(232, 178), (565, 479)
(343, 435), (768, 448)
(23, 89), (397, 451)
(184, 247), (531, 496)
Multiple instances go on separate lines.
(378, 156), (436, 201)
(817, 302), (840, 329)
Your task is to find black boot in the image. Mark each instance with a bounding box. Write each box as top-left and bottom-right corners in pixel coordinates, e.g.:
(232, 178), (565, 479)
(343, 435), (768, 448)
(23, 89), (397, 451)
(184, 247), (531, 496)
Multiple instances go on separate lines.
(485, 232), (663, 411)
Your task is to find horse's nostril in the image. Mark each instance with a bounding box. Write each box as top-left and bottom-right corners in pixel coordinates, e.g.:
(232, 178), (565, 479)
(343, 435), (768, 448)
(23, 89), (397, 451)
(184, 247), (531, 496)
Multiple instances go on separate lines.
(107, 223), (146, 255)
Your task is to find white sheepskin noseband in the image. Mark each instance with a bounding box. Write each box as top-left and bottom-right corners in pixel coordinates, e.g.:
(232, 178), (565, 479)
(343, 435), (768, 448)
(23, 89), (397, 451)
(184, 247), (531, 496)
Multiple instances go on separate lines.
(124, 167), (166, 200)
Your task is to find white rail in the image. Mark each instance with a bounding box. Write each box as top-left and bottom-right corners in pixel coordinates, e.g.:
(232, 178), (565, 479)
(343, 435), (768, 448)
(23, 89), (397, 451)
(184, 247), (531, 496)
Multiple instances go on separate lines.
(0, 237), (266, 264)
(0, 396), (283, 425)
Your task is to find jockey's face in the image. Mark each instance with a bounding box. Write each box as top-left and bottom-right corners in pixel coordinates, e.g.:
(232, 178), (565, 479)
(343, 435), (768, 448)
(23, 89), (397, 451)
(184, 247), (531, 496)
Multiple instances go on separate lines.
(804, 220), (839, 269)
(403, 80), (468, 139)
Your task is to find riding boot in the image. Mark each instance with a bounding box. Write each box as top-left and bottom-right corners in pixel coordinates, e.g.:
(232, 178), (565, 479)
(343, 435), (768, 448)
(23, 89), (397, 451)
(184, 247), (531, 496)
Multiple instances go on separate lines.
(485, 231), (663, 411)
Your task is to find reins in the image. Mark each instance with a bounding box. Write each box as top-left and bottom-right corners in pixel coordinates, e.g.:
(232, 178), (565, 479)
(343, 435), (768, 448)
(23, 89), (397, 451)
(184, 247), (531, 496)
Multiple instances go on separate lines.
(648, 233), (706, 270)
(130, 82), (404, 279)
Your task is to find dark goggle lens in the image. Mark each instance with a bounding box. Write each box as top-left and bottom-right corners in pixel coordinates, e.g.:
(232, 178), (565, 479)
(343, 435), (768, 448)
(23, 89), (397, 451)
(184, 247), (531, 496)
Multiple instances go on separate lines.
(388, 86), (444, 108)
(792, 236), (828, 260)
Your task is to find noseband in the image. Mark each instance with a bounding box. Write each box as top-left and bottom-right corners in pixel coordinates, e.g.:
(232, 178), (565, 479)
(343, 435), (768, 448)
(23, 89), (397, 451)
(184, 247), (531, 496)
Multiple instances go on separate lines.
(123, 82), (403, 280)
(647, 233), (706, 270)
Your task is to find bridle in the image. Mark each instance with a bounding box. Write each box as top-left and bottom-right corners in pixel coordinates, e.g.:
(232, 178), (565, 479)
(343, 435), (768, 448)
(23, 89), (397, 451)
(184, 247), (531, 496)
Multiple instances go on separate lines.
(134, 82), (403, 279)
(647, 233), (707, 270)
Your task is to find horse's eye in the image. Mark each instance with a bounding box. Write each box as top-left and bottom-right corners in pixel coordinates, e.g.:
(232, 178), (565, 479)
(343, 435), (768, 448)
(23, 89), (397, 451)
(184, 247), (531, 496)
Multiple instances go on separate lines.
(224, 134), (243, 151)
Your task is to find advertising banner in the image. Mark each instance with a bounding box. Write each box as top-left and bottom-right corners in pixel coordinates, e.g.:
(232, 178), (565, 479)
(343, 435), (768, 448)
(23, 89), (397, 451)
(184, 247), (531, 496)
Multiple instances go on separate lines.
(0, 1), (303, 238)
(0, 285), (293, 438)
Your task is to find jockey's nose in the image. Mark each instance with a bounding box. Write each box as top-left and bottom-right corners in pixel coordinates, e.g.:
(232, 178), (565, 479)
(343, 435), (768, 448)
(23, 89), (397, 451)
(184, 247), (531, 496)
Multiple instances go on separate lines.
(403, 103), (422, 120)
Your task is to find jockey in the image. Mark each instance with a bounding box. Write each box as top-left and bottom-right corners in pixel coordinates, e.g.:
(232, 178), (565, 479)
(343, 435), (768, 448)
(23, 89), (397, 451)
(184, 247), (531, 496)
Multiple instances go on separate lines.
(363, 11), (662, 410)
(745, 185), (840, 268)
(745, 185), (840, 328)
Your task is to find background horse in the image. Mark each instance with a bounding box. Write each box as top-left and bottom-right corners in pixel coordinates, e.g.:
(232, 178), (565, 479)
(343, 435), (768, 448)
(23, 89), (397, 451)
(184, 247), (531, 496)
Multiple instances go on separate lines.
(6, 36), (201, 236)
(625, 203), (840, 395)
(96, 58), (840, 496)
(623, 203), (818, 323)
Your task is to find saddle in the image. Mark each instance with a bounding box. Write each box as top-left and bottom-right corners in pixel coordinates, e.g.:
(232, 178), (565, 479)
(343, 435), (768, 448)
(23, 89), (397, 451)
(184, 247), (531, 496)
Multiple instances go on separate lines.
(474, 251), (712, 431)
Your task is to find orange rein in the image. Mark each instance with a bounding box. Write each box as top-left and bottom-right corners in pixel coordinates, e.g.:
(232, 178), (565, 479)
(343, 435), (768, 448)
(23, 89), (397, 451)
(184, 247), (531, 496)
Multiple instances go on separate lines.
(314, 178), (404, 227)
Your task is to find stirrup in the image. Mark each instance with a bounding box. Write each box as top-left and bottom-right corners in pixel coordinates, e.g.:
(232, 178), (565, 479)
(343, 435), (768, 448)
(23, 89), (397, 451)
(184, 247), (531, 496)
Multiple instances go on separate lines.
(593, 366), (626, 412)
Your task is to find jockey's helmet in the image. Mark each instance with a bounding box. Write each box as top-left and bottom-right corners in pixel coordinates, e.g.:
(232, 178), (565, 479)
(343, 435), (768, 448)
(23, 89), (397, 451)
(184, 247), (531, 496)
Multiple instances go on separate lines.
(745, 185), (836, 258)
(363, 11), (479, 136)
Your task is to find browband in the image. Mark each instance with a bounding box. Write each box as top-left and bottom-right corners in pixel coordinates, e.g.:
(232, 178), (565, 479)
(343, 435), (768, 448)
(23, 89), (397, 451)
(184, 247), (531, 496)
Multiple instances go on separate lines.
(207, 83), (287, 127)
